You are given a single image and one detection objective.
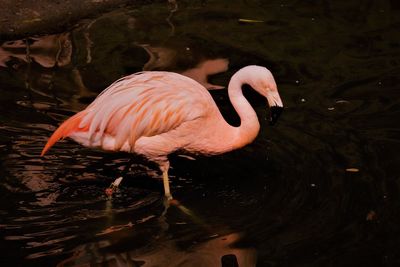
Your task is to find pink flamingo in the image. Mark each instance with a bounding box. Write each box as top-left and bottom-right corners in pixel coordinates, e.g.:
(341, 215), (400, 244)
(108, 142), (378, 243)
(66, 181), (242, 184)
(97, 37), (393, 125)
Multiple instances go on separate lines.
(41, 65), (283, 200)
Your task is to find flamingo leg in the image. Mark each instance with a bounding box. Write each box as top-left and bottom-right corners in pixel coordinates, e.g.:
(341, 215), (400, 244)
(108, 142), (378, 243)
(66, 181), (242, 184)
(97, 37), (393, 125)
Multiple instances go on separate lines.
(162, 169), (173, 200)
(159, 160), (173, 200)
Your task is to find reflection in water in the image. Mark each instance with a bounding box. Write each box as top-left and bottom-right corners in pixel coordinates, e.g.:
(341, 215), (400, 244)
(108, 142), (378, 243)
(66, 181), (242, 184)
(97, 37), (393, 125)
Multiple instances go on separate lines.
(0, 32), (229, 110)
(58, 233), (255, 267)
(141, 44), (228, 89)
(0, 0), (400, 266)
(1, 33), (72, 68)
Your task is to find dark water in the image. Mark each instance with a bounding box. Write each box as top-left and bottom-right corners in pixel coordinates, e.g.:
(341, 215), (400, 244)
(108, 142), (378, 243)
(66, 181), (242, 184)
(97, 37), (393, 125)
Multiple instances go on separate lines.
(1, 0), (400, 266)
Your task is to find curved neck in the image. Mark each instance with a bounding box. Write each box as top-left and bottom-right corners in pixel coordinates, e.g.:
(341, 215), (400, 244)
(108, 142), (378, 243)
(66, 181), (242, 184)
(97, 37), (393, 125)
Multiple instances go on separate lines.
(227, 71), (260, 148)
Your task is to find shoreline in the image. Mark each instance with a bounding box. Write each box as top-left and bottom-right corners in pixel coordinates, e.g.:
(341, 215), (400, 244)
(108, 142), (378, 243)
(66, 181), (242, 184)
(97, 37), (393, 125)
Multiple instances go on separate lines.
(0, 0), (159, 40)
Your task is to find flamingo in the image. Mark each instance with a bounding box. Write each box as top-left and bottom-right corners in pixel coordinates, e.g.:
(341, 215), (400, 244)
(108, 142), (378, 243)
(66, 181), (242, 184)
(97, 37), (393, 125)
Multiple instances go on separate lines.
(41, 65), (283, 200)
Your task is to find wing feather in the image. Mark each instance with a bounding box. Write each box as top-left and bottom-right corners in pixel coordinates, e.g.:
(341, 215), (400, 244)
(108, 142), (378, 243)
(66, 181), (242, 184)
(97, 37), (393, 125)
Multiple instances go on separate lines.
(79, 71), (213, 151)
(42, 71), (215, 155)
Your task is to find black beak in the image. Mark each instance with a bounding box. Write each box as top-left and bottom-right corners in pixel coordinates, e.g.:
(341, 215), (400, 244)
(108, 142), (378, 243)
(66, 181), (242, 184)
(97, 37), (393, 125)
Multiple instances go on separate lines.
(269, 106), (283, 126)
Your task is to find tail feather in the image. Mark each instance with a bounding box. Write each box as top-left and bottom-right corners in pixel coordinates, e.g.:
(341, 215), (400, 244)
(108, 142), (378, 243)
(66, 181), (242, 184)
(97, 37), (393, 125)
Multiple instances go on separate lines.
(41, 112), (87, 156)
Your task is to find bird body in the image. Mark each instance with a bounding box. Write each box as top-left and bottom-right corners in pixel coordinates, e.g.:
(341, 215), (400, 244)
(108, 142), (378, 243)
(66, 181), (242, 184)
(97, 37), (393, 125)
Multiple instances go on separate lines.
(42, 65), (283, 199)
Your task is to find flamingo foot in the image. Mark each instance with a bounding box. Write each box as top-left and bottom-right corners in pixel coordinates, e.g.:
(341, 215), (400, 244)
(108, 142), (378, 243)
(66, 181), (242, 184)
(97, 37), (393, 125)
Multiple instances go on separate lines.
(105, 176), (123, 198)
(168, 198), (180, 206)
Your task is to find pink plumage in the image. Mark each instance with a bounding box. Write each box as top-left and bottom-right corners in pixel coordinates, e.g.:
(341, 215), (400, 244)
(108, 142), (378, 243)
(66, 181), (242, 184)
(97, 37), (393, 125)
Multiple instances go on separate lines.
(42, 65), (283, 200)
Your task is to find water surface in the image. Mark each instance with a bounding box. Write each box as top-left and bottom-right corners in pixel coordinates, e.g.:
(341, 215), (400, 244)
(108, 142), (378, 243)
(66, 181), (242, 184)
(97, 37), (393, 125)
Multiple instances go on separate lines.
(0, 1), (399, 266)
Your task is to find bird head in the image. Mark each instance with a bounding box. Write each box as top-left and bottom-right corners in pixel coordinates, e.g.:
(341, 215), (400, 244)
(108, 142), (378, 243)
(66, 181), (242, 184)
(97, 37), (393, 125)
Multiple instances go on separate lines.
(245, 66), (284, 125)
